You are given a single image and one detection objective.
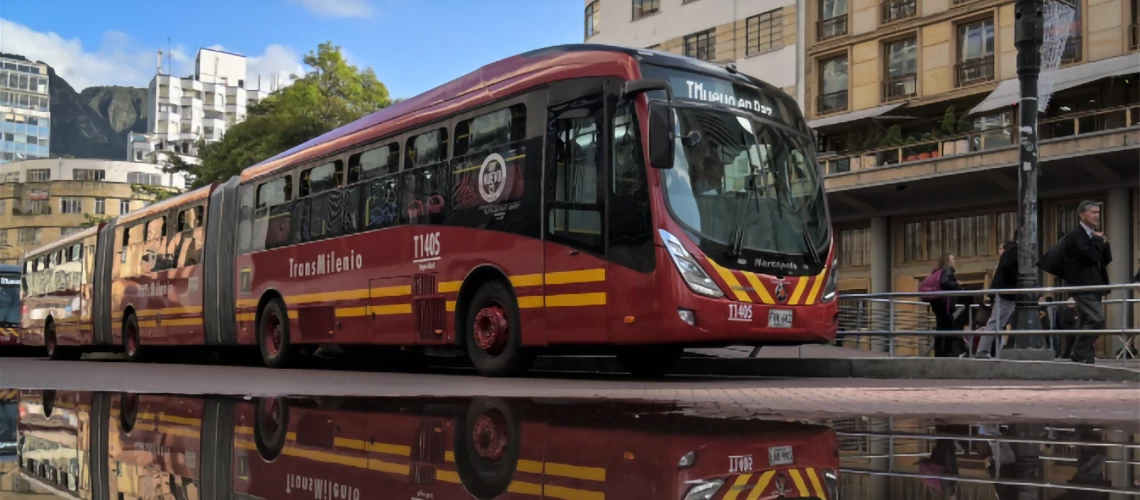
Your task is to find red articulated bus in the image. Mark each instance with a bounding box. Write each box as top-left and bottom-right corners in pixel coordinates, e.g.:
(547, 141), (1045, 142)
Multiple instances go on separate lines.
(18, 228), (103, 359)
(15, 391), (840, 500)
(18, 44), (838, 376)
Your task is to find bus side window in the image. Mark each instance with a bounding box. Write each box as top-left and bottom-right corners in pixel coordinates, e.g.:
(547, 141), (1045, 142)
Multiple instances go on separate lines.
(454, 104), (527, 157)
(348, 142), (399, 184)
(608, 100), (655, 273)
(546, 95), (604, 255)
(120, 227), (130, 264)
(256, 175), (293, 250)
(299, 160), (344, 198)
(406, 128), (448, 170)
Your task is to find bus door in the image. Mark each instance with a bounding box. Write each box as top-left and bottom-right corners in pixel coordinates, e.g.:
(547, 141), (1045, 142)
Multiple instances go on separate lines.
(543, 82), (609, 344)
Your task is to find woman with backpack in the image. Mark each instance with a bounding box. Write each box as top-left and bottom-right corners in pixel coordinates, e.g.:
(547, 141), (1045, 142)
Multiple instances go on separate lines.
(923, 253), (963, 357)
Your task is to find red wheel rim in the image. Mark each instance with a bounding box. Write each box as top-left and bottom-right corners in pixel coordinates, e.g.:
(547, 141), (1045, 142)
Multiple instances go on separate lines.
(265, 313), (283, 356)
(262, 397), (282, 439)
(472, 303), (508, 355)
(471, 409), (508, 462)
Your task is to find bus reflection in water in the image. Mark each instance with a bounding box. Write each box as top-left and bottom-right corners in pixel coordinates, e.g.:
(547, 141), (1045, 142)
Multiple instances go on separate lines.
(14, 44), (838, 377)
(11, 390), (841, 500)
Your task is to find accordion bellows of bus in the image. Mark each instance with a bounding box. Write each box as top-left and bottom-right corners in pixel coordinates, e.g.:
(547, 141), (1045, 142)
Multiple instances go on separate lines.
(15, 44), (839, 377)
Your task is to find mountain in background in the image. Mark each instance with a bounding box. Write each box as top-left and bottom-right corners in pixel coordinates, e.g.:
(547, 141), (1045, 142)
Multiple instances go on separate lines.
(2, 52), (149, 161)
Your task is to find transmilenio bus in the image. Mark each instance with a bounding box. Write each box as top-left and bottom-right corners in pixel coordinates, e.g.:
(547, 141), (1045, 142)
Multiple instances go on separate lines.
(16, 44), (838, 376)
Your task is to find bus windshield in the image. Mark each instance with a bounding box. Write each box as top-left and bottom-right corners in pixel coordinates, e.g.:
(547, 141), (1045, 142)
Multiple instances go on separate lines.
(0, 277), (17, 326)
(662, 106), (829, 262)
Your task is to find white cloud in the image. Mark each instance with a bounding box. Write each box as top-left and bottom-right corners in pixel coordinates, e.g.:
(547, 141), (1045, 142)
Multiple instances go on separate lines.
(0, 18), (303, 92)
(288, 0), (374, 19)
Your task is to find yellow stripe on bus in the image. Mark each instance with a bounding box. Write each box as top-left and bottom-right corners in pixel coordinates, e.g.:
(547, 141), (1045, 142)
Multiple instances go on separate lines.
(517, 296), (545, 309)
(333, 437), (411, 456)
(236, 298), (259, 308)
(722, 473), (753, 500)
(510, 274), (544, 287)
(162, 306), (203, 315)
(788, 469), (810, 497)
(137, 320), (157, 328)
(236, 313), (256, 322)
(742, 272), (776, 305)
(705, 258), (751, 303)
(335, 304), (413, 318)
(445, 300), (456, 312)
(545, 292), (606, 308)
(788, 276), (810, 306)
(162, 318), (203, 327)
(806, 468), (827, 498)
(545, 268), (605, 285)
(805, 269), (828, 305)
(136, 309), (160, 317)
(744, 470), (777, 500)
(438, 281), (462, 293)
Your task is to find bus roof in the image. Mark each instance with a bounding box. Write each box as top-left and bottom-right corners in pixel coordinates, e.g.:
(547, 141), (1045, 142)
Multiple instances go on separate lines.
(240, 44), (656, 183)
(23, 225), (101, 259)
(0, 264), (17, 274)
(116, 184), (216, 226)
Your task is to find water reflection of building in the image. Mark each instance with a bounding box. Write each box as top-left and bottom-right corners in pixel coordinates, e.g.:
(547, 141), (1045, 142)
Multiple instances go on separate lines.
(836, 416), (1140, 498)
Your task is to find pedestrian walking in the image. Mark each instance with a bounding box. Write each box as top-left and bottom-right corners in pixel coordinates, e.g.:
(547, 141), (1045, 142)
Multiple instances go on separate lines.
(922, 253), (962, 357)
(976, 242), (1019, 358)
(1057, 298), (1079, 359)
(1041, 200), (1113, 364)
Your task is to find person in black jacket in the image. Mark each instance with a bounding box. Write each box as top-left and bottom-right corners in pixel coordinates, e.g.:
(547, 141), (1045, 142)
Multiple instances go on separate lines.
(976, 241), (1019, 358)
(1063, 201), (1113, 364)
(929, 253), (963, 357)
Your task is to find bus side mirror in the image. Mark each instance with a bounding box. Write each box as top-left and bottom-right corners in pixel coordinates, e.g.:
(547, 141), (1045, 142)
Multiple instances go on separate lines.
(647, 103), (675, 170)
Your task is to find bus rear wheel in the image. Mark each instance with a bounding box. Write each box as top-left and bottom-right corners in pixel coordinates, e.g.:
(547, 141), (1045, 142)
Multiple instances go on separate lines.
(616, 345), (682, 377)
(254, 397), (289, 461)
(464, 281), (533, 377)
(123, 313), (147, 363)
(258, 298), (296, 369)
(45, 321), (78, 361)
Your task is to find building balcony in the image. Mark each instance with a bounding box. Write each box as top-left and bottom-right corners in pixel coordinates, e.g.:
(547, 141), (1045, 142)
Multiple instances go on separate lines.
(955, 56), (995, 87)
(820, 104), (1140, 177)
(881, 0), (916, 24)
(817, 90), (849, 115)
(881, 75), (917, 102)
(1061, 36), (1082, 63)
(817, 15), (848, 41)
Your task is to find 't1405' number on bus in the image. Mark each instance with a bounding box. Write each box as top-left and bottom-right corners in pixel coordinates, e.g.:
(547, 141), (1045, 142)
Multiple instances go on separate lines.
(414, 232), (441, 262)
(729, 303), (752, 322)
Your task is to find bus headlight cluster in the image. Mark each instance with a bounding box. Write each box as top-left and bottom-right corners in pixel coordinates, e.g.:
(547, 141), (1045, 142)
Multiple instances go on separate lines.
(682, 479), (724, 500)
(821, 257), (840, 303)
(659, 229), (724, 299)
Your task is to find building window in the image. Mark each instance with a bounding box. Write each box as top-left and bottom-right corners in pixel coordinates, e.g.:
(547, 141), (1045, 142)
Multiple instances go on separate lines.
(120, 199), (130, 215)
(997, 211), (1017, 243)
(746, 10), (784, 55)
(26, 169), (50, 182)
(903, 214), (997, 262)
(882, 38), (918, 101)
(684, 30), (717, 61)
(0, 230), (5, 246)
(73, 169), (106, 181)
(1131, 0), (1139, 50)
(818, 0), (849, 40)
(18, 228), (40, 245)
(60, 198), (82, 214)
(632, 0), (660, 20)
(24, 200), (49, 215)
(585, 1), (600, 39)
(882, 0), (917, 23)
(956, 19), (996, 87)
(0, 200), (5, 214)
(127, 172), (163, 185)
(840, 227), (871, 267)
(1059, 2), (1082, 62)
(818, 55), (849, 114)
(94, 198), (106, 215)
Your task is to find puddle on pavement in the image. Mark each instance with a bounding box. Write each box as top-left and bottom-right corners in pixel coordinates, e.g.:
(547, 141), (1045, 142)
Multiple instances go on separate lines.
(0, 389), (1137, 499)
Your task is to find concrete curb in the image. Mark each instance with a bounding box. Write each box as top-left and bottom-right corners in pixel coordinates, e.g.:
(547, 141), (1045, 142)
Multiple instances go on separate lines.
(533, 356), (1140, 382)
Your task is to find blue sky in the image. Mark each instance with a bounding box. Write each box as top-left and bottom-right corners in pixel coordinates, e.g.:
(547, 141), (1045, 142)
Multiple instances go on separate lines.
(0, 0), (583, 97)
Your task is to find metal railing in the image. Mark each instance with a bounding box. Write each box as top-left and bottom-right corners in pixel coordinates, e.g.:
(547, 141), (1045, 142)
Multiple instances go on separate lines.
(881, 74), (917, 102)
(837, 283), (1140, 359)
(955, 56), (995, 87)
(818, 15), (848, 40)
(817, 90), (849, 115)
(880, 0), (916, 23)
(1061, 35), (1082, 62)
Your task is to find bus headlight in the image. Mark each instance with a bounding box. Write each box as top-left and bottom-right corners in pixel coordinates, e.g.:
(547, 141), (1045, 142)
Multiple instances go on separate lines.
(682, 479), (724, 500)
(659, 229), (724, 299)
(821, 258), (840, 303)
(823, 470), (839, 500)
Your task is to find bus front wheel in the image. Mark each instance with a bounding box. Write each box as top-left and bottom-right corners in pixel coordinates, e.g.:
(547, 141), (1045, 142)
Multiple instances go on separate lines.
(258, 298), (296, 369)
(464, 281), (533, 377)
(45, 320), (78, 361)
(123, 313), (148, 363)
(616, 345), (682, 377)
(254, 397), (289, 461)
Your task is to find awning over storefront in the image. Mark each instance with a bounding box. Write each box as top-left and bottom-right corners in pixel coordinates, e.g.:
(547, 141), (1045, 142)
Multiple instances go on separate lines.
(969, 54), (1140, 115)
(807, 102), (908, 129)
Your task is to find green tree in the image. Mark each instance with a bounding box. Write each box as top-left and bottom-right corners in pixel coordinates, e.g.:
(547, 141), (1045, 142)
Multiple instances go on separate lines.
(80, 213), (113, 227)
(179, 42), (391, 187)
(131, 184), (181, 202)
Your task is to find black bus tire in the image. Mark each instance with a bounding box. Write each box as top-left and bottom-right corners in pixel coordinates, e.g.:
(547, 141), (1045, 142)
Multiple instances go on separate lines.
(45, 320), (79, 361)
(258, 298), (296, 369)
(254, 397), (289, 461)
(464, 281), (534, 377)
(454, 397), (519, 500)
(119, 392), (139, 433)
(123, 313), (147, 363)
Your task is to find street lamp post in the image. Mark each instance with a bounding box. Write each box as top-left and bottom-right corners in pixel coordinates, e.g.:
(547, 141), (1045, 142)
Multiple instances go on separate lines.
(1007, 0), (1052, 359)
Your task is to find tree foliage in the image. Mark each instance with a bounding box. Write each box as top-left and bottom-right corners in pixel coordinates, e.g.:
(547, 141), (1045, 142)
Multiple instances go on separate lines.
(80, 213), (113, 227)
(131, 183), (181, 202)
(177, 42), (391, 188)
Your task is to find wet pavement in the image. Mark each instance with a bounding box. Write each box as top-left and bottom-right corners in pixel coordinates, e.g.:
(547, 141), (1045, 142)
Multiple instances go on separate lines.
(0, 389), (1137, 499)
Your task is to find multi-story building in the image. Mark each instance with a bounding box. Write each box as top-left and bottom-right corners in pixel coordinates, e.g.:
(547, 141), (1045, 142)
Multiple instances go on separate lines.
(132, 48), (270, 163)
(584, 0), (807, 106)
(0, 159), (189, 264)
(0, 56), (50, 165)
(804, 0), (1138, 353)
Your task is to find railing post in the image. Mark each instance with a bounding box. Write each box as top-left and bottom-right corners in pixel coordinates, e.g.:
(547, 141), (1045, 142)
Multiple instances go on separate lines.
(888, 300), (896, 357)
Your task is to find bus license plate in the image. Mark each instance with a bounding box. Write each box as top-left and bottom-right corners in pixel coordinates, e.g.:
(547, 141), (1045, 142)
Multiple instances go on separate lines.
(769, 445), (794, 466)
(768, 310), (793, 328)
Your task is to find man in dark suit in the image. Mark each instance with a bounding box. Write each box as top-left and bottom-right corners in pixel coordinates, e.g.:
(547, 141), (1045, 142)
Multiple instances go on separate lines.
(1063, 200), (1113, 364)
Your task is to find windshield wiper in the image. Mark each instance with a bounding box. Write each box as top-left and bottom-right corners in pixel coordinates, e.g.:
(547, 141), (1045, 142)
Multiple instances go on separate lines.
(801, 227), (821, 267)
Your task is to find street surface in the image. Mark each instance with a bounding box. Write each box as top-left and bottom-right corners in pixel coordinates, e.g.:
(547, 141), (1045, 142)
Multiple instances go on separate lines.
(2, 357), (1137, 422)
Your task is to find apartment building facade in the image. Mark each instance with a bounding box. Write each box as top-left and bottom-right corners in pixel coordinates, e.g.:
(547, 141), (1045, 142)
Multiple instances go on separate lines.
(132, 48), (270, 165)
(584, 0), (807, 106)
(0, 56), (50, 165)
(0, 159), (189, 264)
(805, 0), (1138, 352)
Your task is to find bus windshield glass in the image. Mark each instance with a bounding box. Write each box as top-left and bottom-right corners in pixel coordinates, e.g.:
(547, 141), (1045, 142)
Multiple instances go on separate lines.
(662, 106), (829, 261)
(0, 275), (17, 326)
